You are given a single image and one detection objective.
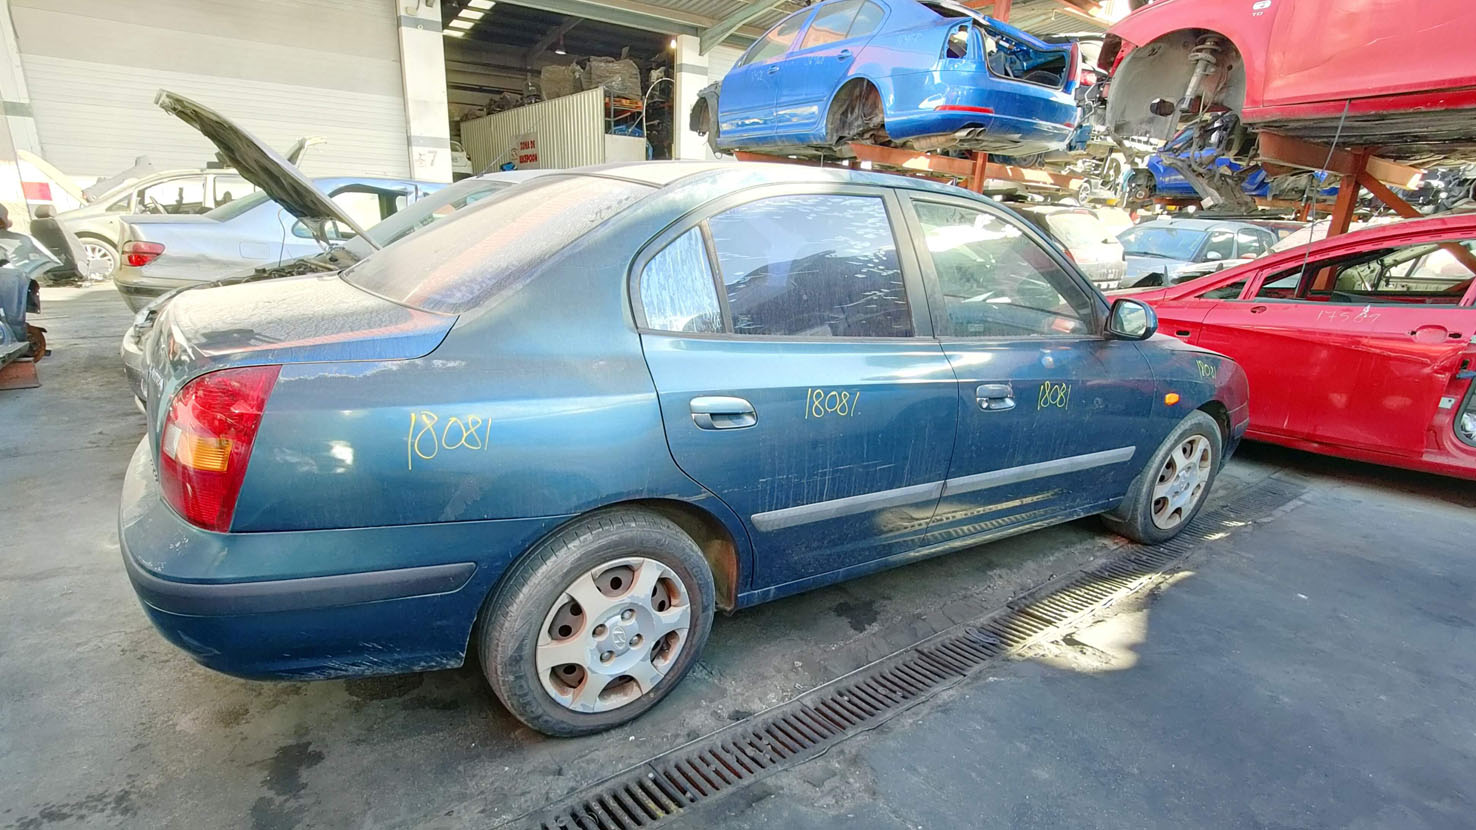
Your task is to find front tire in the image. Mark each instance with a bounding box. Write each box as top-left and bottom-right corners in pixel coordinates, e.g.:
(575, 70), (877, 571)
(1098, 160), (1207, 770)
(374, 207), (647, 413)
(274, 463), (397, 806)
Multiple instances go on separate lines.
(477, 509), (715, 737)
(1104, 411), (1222, 544)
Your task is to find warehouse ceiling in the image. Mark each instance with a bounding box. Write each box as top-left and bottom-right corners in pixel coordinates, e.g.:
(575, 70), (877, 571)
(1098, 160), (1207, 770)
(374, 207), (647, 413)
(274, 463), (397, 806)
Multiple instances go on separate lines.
(441, 1), (671, 61)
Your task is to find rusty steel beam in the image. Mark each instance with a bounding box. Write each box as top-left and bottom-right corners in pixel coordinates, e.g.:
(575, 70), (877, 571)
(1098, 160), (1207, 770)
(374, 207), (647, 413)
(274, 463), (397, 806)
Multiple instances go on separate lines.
(1357, 171), (1476, 277)
(1258, 132), (1422, 189)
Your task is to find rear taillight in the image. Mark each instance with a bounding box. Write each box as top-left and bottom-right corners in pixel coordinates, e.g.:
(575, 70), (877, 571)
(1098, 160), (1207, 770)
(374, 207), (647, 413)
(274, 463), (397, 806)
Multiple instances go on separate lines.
(123, 240), (165, 267)
(159, 365), (280, 532)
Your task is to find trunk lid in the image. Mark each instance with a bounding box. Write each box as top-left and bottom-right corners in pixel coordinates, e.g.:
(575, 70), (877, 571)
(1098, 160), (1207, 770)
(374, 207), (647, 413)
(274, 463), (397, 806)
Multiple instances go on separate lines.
(141, 275), (454, 451)
(153, 90), (375, 247)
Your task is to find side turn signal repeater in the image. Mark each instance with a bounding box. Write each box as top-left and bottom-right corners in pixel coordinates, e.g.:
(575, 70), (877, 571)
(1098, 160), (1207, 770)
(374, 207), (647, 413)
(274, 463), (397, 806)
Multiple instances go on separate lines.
(1164, 392), (1181, 406)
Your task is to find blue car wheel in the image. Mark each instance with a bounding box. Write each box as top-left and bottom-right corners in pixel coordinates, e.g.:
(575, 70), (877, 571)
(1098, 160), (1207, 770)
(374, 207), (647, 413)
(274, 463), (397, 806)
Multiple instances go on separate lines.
(1103, 411), (1223, 545)
(477, 508), (716, 736)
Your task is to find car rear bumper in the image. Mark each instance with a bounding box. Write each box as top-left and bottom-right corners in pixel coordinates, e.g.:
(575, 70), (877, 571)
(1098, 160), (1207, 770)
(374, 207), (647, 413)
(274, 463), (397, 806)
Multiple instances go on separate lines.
(113, 270), (196, 312)
(117, 439), (567, 679)
(886, 69), (1078, 153)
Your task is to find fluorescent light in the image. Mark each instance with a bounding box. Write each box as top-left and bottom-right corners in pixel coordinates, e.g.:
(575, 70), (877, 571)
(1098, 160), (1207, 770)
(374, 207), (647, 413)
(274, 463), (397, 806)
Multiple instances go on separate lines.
(669, 38), (677, 49)
(442, 28), (466, 37)
(467, 0), (495, 8)
(553, 47), (567, 55)
(449, 18), (474, 29)
(457, 8), (485, 19)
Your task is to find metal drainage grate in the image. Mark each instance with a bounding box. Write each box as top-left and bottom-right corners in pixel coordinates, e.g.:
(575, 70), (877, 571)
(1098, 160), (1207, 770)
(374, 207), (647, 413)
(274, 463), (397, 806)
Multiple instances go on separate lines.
(521, 478), (1306, 830)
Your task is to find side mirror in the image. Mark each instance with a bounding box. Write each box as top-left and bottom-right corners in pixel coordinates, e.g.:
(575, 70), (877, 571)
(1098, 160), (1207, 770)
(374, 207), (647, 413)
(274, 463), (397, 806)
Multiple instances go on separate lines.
(1205, 250), (1225, 261)
(1107, 298), (1157, 341)
(290, 220), (314, 239)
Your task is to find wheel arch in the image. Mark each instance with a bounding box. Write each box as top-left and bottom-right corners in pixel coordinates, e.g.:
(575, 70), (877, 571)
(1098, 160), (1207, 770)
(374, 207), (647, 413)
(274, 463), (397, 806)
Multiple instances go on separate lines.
(825, 75), (886, 144)
(1196, 399), (1233, 455)
(1105, 27), (1251, 141)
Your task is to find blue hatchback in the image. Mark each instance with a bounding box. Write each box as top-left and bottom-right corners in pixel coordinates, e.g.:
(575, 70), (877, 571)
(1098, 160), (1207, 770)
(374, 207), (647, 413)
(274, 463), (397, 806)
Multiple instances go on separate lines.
(121, 161), (1248, 736)
(691, 0), (1080, 157)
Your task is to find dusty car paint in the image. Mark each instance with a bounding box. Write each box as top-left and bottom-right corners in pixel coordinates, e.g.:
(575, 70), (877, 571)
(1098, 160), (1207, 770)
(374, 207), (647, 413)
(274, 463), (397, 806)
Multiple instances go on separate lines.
(119, 161), (1248, 683)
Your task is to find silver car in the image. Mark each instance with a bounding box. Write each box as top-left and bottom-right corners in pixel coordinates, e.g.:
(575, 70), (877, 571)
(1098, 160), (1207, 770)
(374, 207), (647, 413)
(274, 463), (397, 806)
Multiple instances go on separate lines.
(51, 140), (321, 278)
(118, 91), (549, 400)
(112, 174), (437, 311)
(1117, 217), (1281, 288)
(1014, 205), (1127, 290)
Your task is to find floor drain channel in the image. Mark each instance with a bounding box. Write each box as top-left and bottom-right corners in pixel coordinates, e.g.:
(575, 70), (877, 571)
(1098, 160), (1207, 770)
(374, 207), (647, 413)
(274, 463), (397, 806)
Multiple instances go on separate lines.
(516, 478), (1307, 830)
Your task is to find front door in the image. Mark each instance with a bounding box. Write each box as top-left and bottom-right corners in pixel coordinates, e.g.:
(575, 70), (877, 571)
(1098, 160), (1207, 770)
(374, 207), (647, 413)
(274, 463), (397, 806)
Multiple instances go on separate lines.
(901, 195), (1154, 537)
(1203, 236), (1476, 454)
(633, 187), (957, 591)
(716, 11), (809, 144)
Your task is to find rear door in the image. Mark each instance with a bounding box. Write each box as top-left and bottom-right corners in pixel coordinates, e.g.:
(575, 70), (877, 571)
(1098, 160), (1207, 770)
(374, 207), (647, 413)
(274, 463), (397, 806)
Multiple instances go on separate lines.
(1201, 236), (1476, 453)
(771, 0), (874, 138)
(717, 11), (809, 144)
(634, 186), (957, 590)
(900, 194), (1154, 535)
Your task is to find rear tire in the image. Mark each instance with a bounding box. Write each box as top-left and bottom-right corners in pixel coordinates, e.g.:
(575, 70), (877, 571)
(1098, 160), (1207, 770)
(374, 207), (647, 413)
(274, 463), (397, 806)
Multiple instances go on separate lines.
(1103, 411), (1222, 544)
(477, 508), (715, 737)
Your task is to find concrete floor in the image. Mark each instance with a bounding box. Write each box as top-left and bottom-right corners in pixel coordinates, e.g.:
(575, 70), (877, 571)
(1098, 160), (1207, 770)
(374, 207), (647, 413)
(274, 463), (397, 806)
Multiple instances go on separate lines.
(3, 285), (1473, 829)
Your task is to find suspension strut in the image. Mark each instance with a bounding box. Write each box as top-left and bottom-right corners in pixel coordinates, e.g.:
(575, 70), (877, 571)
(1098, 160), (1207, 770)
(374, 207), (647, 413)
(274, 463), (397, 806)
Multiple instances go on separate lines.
(1178, 35), (1225, 114)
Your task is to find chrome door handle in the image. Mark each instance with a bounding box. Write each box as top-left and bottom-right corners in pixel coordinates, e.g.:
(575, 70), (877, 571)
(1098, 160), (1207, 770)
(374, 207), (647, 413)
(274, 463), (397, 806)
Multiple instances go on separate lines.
(976, 383), (1015, 412)
(837, 49), (852, 60)
(767, 65), (780, 74)
(690, 396), (757, 430)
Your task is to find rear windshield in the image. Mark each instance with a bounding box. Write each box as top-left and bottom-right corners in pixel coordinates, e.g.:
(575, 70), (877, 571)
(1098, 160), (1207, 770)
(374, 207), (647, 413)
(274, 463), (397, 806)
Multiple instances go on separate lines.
(1045, 212), (1109, 249)
(342, 175), (651, 313)
(1119, 226), (1207, 260)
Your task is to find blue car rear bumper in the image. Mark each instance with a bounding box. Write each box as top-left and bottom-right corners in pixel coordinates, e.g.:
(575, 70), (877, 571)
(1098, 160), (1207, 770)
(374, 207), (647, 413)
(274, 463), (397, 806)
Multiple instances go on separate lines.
(118, 439), (567, 680)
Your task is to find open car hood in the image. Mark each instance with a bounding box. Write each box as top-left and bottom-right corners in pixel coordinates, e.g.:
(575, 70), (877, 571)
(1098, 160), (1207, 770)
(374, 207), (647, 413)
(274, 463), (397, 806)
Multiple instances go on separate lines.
(153, 90), (372, 245)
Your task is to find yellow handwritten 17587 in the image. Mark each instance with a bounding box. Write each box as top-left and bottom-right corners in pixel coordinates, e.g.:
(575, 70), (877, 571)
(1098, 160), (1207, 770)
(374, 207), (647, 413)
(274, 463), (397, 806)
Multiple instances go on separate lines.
(407, 410), (492, 470)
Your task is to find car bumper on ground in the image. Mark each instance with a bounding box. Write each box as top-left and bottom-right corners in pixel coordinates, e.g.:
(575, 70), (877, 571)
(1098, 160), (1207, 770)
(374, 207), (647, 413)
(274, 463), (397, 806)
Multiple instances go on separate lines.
(113, 270), (197, 312)
(120, 323), (147, 404)
(117, 439), (568, 679)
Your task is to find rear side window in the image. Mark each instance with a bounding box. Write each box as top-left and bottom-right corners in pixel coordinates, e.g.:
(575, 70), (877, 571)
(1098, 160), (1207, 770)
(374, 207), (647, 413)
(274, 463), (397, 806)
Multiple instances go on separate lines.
(706, 194), (912, 338)
(343, 175), (650, 313)
(800, 0), (861, 50)
(742, 12), (807, 66)
(1202, 229), (1235, 261)
(639, 228), (722, 333)
(848, 1), (884, 38)
(1235, 229), (1269, 258)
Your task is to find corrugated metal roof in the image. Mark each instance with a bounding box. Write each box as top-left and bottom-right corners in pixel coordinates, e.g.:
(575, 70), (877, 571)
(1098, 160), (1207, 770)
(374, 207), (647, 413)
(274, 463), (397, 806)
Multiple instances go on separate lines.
(1006, 0), (1112, 35)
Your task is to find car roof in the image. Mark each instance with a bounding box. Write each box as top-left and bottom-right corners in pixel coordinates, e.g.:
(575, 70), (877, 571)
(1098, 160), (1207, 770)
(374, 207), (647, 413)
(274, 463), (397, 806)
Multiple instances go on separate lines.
(571, 160), (993, 201)
(1134, 216), (1260, 231)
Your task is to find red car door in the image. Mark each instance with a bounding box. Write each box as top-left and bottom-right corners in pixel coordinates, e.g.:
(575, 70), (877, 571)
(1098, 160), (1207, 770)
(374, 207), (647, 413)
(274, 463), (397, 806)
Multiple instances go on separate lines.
(1199, 237), (1476, 456)
(1264, 0), (1476, 108)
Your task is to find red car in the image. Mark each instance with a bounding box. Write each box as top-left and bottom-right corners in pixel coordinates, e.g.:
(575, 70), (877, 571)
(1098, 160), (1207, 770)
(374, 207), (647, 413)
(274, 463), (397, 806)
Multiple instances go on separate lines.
(1126, 214), (1476, 480)
(1099, 0), (1476, 158)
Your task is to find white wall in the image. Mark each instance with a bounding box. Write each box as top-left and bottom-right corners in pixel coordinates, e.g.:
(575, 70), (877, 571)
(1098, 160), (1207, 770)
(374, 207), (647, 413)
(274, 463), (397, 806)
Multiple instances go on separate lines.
(9, 0), (413, 181)
(672, 39), (745, 161)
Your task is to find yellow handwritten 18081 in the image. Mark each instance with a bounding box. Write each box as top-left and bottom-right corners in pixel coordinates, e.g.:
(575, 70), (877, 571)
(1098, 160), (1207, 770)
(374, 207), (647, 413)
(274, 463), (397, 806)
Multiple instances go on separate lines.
(1038, 381), (1070, 410)
(804, 388), (860, 419)
(406, 410), (492, 470)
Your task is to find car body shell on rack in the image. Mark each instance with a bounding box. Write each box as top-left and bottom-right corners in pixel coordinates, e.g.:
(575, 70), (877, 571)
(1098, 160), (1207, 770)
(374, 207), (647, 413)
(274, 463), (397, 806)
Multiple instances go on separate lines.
(694, 0), (1080, 157)
(1126, 214), (1476, 480)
